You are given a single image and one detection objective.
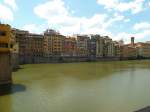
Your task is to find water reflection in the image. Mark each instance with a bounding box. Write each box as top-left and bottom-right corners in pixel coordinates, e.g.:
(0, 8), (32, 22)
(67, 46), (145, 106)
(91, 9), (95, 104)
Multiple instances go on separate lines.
(0, 84), (26, 96)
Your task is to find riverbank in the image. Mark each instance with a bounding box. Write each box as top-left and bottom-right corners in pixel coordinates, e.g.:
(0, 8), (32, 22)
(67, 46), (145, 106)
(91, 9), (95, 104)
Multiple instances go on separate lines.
(17, 56), (120, 64)
(18, 55), (149, 64)
(13, 55), (150, 68)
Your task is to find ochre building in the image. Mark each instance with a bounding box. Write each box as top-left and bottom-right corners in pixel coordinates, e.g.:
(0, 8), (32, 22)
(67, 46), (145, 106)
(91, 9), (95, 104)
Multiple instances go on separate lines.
(0, 24), (13, 85)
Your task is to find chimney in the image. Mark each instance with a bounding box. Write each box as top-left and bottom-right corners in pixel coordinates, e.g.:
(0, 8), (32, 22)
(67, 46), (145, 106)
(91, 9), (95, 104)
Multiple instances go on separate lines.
(131, 37), (135, 46)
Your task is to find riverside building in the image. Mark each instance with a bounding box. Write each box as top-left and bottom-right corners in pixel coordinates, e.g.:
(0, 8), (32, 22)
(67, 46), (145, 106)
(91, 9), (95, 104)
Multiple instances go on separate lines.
(63, 37), (77, 56)
(44, 29), (65, 56)
(136, 42), (150, 58)
(120, 37), (138, 59)
(96, 35), (105, 57)
(90, 34), (99, 57)
(28, 33), (44, 63)
(12, 29), (30, 64)
(76, 35), (90, 57)
(103, 36), (116, 57)
(7, 24), (150, 63)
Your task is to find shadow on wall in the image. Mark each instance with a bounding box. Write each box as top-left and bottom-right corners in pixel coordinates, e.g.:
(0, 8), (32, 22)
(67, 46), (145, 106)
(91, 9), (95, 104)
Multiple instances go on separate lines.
(0, 84), (26, 96)
(12, 66), (24, 72)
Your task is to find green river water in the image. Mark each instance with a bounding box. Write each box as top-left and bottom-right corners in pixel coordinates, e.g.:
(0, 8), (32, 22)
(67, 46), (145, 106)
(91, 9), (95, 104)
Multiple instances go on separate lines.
(1, 60), (150, 112)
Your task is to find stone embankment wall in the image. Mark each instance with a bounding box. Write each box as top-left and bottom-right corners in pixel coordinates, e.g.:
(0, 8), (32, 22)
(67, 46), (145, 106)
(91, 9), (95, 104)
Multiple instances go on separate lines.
(18, 55), (120, 64)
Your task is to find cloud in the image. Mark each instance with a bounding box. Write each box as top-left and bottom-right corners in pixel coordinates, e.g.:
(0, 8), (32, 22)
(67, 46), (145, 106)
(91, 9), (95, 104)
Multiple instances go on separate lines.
(0, 3), (14, 21)
(103, 13), (124, 28)
(34, 0), (125, 36)
(4, 0), (17, 11)
(0, 0), (17, 21)
(114, 21), (150, 43)
(134, 22), (150, 31)
(22, 24), (47, 34)
(34, 0), (68, 20)
(33, 0), (150, 43)
(97, 0), (145, 14)
(115, 29), (150, 43)
(124, 19), (130, 23)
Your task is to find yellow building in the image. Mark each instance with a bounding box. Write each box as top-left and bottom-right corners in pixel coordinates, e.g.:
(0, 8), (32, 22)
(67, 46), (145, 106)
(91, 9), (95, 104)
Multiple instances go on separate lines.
(43, 35), (51, 57)
(0, 24), (14, 52)
(44, 30), (65, 56)
(52, 34), (65, 56)
(136, 42), (150, 58)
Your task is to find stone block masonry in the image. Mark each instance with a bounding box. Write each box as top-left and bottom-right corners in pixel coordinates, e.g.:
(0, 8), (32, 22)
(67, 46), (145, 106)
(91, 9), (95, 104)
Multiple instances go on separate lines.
(0, 53), (12, 85)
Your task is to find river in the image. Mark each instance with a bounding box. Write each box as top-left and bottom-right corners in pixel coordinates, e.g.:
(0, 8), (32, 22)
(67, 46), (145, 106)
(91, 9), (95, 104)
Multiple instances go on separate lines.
(1, 60), (150, 112)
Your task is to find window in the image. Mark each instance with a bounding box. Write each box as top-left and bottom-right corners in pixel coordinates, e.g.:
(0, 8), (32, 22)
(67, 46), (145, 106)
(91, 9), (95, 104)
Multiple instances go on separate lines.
(10, 44), (13, 48)
(0, 31), (6, 36)
(0, 43), (8, 48)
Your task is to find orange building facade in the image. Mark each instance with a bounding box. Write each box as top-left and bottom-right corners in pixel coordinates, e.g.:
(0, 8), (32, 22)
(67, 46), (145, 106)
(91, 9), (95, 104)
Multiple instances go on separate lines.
(0, 24), (14, 52)
(63, 37), (77, 56)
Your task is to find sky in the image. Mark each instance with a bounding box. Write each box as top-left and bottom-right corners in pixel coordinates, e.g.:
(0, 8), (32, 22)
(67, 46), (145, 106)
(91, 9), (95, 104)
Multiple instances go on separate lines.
(0, 0), (150, 43)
